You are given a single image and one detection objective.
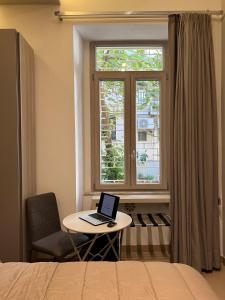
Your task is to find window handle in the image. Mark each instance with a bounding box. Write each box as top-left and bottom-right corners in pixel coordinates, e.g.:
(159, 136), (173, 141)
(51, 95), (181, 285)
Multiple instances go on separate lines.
(131, 150), (136, 160)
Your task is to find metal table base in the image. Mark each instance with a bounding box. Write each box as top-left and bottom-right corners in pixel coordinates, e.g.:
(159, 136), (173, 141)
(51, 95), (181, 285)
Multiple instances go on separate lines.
(67, 229), (121, 261)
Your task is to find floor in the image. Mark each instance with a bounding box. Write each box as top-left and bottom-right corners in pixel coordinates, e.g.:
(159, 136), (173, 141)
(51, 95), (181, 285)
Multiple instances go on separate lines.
(121, 245), (225, 300)
(121, 245), (170, 261)
(204, 266), (225, 300)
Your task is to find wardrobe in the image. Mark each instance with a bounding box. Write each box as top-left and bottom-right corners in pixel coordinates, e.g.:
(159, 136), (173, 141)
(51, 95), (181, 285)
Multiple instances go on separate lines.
(0, 29), (36, 262)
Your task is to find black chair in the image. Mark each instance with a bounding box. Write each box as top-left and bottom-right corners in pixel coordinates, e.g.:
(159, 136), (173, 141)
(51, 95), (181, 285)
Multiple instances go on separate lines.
(26, 192), (90, 262)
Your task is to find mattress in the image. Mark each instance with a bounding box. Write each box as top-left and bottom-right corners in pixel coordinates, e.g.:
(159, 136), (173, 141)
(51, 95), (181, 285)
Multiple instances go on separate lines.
(0, 261), (218, 300)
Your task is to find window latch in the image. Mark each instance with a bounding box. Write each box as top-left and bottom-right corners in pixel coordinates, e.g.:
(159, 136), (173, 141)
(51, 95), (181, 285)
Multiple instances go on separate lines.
(131, 150), (136, 160)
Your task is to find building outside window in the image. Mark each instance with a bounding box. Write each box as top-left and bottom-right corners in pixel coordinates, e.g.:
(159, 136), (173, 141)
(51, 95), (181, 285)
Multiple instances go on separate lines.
(138, 131), (147, 142)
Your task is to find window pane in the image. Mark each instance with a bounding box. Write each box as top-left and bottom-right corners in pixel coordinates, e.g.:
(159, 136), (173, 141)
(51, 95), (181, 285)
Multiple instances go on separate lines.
(136, 80), (160, 184)
(99, 80), (125, 184)
(96, 46), (163, 71)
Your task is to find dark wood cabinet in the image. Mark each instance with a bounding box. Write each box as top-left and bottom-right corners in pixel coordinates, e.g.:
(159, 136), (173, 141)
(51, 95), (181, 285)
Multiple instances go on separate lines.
(0, 29), (36, 262)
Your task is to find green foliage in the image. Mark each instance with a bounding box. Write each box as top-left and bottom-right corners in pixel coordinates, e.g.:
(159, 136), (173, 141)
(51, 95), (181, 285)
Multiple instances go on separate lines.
(101, 81), (124, 113)
(96, 47), (163, 71)
(100, 80), (125, 182)
(139, 152), (148, 163)
(136, 80), (160, 111)
(151, 103), (159, 111)
(102, 144), (124, 181)
(137, 174), (154, 181)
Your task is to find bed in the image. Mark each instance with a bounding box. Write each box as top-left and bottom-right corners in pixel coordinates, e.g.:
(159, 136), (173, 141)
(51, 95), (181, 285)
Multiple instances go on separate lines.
(0, 261), (218, 300)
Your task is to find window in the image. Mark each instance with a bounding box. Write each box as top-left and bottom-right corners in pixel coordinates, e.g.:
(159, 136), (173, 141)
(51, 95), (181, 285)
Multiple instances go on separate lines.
(138, 131), (147, 142)
(91, 42), (167, 190)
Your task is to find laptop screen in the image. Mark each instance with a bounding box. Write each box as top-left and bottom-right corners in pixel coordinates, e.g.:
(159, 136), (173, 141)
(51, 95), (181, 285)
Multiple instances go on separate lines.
(98, 192), (120, 219)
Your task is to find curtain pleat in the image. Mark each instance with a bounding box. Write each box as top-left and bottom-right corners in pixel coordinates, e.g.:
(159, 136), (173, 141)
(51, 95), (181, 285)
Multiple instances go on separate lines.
(169, 14), (220, 271)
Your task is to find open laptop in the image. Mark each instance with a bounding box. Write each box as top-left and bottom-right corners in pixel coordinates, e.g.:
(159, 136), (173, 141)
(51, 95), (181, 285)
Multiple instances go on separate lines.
(79, 192), (120, 226)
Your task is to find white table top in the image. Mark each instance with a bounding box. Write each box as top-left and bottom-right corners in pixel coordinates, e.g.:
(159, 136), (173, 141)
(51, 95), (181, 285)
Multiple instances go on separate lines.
(63, 210), (132, 234)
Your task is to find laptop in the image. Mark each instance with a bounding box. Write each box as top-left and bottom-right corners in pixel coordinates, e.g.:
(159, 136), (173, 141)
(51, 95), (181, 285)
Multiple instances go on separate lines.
(79, 192), (120, 226)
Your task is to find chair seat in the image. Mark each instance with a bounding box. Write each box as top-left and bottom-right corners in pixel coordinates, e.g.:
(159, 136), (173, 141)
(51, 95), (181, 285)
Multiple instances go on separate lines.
(32, 231), (90, 258)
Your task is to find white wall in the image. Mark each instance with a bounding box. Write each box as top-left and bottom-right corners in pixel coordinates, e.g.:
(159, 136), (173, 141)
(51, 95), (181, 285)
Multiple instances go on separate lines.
(60, 0), (221, 11)
(0, 0), (222, 221)
(0, 5), (75, 220)
(73, 28), (84, 212)
(211, 20), (223, 256)
(222, 0), (225, 258)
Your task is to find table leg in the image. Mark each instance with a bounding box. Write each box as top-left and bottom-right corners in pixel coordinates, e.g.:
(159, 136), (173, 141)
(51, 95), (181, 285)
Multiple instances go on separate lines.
(67, 230), (82, 261)
(66, 230), (123, 261)
(81, 233), (100, 261)
(101, 232), (120, 261)
(119, 230), (123, 258)
(88, 237), (115, 261)
(106, 232), (120, 260)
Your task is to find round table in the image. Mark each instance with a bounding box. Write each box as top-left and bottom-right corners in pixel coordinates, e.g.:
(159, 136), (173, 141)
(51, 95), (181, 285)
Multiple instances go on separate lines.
(63, 210), (132, 261)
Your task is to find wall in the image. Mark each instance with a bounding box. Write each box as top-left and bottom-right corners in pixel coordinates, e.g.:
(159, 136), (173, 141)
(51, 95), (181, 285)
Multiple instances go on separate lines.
(222, 0), (225, 259)
(60, 0), (221, 11)
(0, 0), (222, 222)
(212, 19), (223, 256)
(73, 28), (84, 212)
(0, 5), (75, 220)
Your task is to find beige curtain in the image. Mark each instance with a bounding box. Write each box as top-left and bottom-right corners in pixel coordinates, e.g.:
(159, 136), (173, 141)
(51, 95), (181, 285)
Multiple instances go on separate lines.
(169, 14), (220, 271)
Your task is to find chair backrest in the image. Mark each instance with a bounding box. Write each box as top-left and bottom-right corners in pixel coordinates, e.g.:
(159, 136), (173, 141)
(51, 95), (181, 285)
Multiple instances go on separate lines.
(26, 192), (61, 242)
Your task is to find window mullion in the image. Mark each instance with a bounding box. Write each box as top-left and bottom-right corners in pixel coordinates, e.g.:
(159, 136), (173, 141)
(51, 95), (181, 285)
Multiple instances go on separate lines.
(124, 75), (131, 187)
(130, 74), (137, 187)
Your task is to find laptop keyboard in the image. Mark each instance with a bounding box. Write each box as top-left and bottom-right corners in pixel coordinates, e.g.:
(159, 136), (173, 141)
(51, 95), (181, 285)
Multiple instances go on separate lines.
(89, 213), (112, 222)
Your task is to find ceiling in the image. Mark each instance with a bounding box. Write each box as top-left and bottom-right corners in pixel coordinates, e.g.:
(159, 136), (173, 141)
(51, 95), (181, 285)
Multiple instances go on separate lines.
(0, 0), (59, 4)
(76, 23), (168, 41)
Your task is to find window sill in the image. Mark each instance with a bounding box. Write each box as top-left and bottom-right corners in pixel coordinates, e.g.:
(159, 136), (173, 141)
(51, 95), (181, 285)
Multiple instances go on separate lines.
(84, 191), (170, 206)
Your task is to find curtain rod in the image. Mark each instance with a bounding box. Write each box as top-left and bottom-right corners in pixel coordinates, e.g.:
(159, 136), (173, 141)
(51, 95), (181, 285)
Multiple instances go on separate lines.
(54, 10), (224, 21)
